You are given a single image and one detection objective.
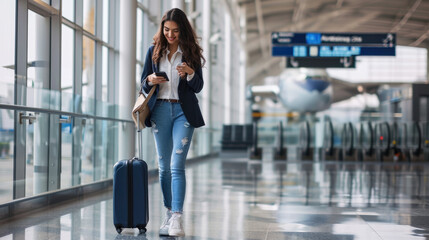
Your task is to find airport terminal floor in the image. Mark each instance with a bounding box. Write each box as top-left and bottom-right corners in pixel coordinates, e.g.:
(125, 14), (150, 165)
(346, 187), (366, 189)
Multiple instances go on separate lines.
(1, 150), (429, 240)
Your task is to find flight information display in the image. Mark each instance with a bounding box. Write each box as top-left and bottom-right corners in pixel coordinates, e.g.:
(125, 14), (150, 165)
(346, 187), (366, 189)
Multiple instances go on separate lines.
(272, 32), (396, 46)
(271, 32), (396, 57)
(272, 45), (395, 57)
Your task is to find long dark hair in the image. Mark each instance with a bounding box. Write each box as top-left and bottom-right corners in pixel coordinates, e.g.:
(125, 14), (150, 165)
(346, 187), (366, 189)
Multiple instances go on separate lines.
(152, 8), (205, 70)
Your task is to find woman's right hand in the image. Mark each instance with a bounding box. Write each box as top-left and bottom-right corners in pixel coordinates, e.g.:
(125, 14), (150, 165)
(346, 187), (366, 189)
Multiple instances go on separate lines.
(148, 73), (167, 85)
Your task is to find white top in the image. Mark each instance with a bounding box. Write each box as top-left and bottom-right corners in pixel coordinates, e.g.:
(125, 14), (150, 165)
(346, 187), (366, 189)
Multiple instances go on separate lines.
(153, 46), (195, 100)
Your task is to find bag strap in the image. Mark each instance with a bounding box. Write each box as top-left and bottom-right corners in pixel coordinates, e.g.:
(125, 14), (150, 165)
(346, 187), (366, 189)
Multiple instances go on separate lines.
(146, 85), (156, 98)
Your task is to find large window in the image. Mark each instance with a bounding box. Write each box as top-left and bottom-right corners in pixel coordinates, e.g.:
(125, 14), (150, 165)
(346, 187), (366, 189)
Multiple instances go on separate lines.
(0, 1), (16, 205)
(103, 0), (109, 42)
(61, 24), (75, 108)
(0, 0), (218, 207)
(0, 0), (121, 203)
(83, 0), (96, 35)
(62, 0), (74, 21)
(0, 108), (14, 204)
(82, 36), (96, 115)
(27, 11), (50, 89)
(102, 46), (109, 102)
(0, 1), (15, 88)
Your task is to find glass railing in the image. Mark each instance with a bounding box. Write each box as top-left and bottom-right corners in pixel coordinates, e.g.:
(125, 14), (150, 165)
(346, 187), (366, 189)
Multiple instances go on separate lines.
(0, 81), (221, 205)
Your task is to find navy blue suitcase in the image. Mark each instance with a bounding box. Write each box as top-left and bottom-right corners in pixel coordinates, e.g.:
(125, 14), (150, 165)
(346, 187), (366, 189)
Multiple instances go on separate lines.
(113, 157), (149, 234)
(113, 111), (149, 234)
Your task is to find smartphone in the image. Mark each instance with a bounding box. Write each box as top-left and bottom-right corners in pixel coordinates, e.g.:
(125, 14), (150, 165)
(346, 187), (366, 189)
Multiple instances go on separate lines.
(155, 71), (169, 81)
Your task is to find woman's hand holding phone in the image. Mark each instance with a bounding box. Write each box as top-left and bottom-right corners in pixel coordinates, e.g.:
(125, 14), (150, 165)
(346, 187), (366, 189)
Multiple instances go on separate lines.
(149, 72), (168, 85)
(176, 62), (194, 78)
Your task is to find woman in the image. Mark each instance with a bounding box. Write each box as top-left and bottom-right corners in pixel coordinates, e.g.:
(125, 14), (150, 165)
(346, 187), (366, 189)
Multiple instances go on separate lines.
(140, 8), (205, 237)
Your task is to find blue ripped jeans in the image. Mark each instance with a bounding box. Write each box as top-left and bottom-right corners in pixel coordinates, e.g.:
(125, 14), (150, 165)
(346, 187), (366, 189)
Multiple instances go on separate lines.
(150, 101), (194, 213)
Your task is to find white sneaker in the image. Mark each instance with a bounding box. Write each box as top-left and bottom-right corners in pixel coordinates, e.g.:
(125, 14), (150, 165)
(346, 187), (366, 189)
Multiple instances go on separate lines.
(159, 209), (172, 236)
(168, 213), (185, 237)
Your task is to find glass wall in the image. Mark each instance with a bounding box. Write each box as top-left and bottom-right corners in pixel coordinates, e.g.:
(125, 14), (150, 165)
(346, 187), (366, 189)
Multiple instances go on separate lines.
(82, 36), (96, 115)
(102, 47), (109, 102)
(62, 0), (75, 21)
(103, 0), (110, 42)
(27, 10), (50, 90)
(0, 1), (15, 87)
(83, 0), (96, 35)
(0, 104), (14, 204)
(0, 0), (121, 204)
(61, 25), (75, 96)
(0, 0), (226, 206)
(0, 1), (16, 204)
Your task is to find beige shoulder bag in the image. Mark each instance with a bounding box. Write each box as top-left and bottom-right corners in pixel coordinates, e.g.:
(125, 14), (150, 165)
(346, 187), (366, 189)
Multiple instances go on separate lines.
(132, 86), (156, 129)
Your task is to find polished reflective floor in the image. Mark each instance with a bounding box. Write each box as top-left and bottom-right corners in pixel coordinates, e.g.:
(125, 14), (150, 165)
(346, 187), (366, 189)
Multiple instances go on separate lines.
(1, 152), (429, 239)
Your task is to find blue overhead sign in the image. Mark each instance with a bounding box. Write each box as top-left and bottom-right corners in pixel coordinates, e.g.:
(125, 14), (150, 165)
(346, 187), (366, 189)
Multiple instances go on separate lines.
(272, 32), (396, 46)
(271, 32), (396, 57)
(272, 46), (396, 57)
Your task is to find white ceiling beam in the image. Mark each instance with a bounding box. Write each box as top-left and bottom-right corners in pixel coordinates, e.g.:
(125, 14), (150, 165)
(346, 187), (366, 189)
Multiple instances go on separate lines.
(237, 0), (252, 5)
(246, 0), (378, 52)
(246, 34), (271, 54)
(246, 56), (282, 83)
(247, 62), (284, 85)
(391, 0), (422, 32)
(255, 0), (268, 58)
(220, 0), (246, 47)
(242, 0), (429, 82)
(246, 8), (351, 52)
(311, 11), (379, 32)
(350, 5), (419, 13)
(246, 4), (294, 20)
(411, 28), (429, 47)
(292, 0), (306, 24)
(262, 0), (295, 6)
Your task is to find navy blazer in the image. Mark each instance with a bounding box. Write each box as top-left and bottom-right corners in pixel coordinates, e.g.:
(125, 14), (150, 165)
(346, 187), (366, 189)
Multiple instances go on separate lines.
(141, 46), (205, 128)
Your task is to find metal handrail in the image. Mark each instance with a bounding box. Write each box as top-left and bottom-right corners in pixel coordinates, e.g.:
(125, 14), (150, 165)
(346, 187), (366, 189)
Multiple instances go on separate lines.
(0, 103), (133, 123)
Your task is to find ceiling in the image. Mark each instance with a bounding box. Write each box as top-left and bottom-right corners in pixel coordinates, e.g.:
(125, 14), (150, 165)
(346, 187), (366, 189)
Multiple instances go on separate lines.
(223, 0), (429, 85)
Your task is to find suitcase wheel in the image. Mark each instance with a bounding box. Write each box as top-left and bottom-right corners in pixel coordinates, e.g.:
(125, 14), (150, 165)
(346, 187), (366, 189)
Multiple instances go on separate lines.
(138, 227), (147, 234)
(116, 227), (122, 234)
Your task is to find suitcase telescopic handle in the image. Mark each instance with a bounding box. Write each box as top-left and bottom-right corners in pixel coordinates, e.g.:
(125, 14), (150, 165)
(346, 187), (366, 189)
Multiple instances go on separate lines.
(136, 111), (142, 159)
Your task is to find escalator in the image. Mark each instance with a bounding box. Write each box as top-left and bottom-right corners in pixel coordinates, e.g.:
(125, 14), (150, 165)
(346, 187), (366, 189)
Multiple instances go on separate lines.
(322, 119), (336, 160)
(358, 121), (376, 161)
(339, 122), (356, 161)
(391, 122), (409, 162)
(298, 121), (313, 160)
(408, 122), (424, 161)
(423, 122), (429, 161)
(374, 122), (392, 162)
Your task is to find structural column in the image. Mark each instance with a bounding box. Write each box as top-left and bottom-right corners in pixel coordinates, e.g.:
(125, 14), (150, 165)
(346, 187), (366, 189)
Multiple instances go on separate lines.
(118, 0), (137, 159)
(239, 7), (247, 124)
(14, 0), (28, 199)
(224, 13), (231, 124)
(34, 13), (50, 194)
(202, 0), (212, 153)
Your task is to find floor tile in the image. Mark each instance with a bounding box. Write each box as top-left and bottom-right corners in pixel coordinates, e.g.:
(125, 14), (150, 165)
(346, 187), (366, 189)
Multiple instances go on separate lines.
(1, 157), (429, 240)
